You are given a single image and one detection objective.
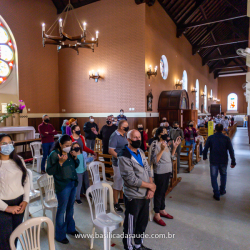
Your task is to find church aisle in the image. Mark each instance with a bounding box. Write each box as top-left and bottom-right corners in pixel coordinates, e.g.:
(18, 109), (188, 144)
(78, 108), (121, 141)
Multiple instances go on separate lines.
(31, 128), (250, 250)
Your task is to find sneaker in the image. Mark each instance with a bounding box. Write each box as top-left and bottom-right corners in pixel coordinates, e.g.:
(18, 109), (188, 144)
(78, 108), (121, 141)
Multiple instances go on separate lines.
(67, 231), (79, 237)
(56, 238), (69, 244)
(118, 198), (124, 205)
(114, 203), (123, 212)
(75, 200), (82, 205)
(133, 244), (152, 250)
(213, 195), (220, 201)
(220, 190), (226, 195)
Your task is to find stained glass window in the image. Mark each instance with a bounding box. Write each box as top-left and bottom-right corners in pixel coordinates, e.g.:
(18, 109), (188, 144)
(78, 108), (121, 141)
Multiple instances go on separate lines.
(227, 93), (238, 111)
(204, 85), (207, 111)
(182, 70), (188, 91)
(0, 23), (14, 84)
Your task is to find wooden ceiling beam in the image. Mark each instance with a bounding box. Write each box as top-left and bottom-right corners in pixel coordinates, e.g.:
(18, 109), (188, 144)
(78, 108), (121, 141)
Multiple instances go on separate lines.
(211, 64), (246, 73)
(202, 54), (241, 65)
(177, 13), (247, 37)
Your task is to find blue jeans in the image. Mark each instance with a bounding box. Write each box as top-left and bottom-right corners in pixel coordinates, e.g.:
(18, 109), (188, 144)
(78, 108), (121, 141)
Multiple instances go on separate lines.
(41, 142), (54, 171)
(243, 121), (248, 127)
(55, 181), (77, 241)
(185, 140), (196, 160)
(210, 164), (227, 197)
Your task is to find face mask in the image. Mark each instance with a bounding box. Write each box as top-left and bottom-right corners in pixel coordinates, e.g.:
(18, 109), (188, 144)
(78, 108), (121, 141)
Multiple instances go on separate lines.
(138, 128), (143, 131)
(123, 126), (129, 132)
(120, 112), (124, 115)
(163, 119), (166, 122)
(0, 144), (14, 155)
(173, 127), (178, 129)
(73, 147), (81, 152)
(75, 130), (81, 135)
(44, 119), (50, 123)
(90, 119), (94, 122)
(189, 124), (193, 127)
(130, 140), (141, 149)
(106, 120), (111, 125)
(161, 134), (168, 140)
(166, 138), (171, 143)
(63, 146), (71, 153)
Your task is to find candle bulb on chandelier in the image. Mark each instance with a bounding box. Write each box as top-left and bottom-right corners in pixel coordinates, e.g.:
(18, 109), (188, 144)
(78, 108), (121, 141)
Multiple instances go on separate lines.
(155, 66), (158, 72)
(92, 70), (94, 75)
(83, 22), (87, 31)
(96, 31), (99, 39)
(42, 23), (45, 32)
(59, 18), (63, 28)
(149, 65), (152, 71)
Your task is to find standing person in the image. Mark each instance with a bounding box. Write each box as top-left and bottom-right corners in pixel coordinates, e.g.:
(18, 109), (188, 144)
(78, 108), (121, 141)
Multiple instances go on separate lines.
(169, 121), (184, 173)
(149, 127), (181, 226)
(0, 133), (30, 250)
(203, 124), (236, 201)
(113, 117), (118, 126)
(61, 119), (69, 135)
(160, 117), (167, 127)
(66, 118), (77, 136)
(96, 116), (117, 167)
(243, 115), (248, 127)
(70, 125), (95, 156)
(118, 129), (155, 250)
(184, 120), (198, 165)
(222, 116), (229, 134)
(117, 109), (127, 125)
(38, 115), (58, 174)
(198, 116), (205, 128)
(46, 135), (79, 244)
(137, 124), (148, 152)
(83, 116), (99, 152)
(71, 142), (95, 205)
(109, 120), (129, 212)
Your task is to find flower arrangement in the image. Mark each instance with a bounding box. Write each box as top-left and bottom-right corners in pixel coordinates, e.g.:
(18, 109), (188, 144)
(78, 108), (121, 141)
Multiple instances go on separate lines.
(0, 100), (26, 122)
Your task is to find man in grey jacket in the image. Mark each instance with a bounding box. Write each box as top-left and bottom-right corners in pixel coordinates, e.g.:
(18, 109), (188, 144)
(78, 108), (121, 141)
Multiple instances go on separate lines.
(118, 129), (156, 250)
(169, 121), (184, 173)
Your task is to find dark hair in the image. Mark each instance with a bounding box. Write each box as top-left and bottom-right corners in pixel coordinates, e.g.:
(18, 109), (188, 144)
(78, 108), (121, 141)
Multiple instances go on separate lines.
(225, 116), (228, 119)
(118, 120), (127, 129)
(173, 121), (179, 126)
(153, 127), (165, 141)
(0, 133), (27, 186)
(187, 120), (192, 126)
(120, 109), (124, 112)
(71, 125), (80, 133)
(51, 134), (72, 154)
(71, 141), (83, 154)
(215, 124), (223, 132)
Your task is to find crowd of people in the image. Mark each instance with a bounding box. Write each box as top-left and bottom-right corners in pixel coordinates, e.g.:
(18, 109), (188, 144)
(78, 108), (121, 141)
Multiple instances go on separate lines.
(0, 110), (237, 250)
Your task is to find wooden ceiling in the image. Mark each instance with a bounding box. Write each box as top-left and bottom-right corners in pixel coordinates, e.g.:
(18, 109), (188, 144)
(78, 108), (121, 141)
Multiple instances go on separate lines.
(51, 0), (100, 14)
(157, 0), (249, 78)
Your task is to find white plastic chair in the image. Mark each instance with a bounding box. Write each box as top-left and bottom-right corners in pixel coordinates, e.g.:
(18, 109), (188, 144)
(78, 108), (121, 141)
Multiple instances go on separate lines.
(89, 161), (113, 210)
(30, 142), (43, 172)
(24, 169), (41, 221)
(9, 217), (55, 250)
(37, 174), (58, 226)
(86, 182), (123, 250)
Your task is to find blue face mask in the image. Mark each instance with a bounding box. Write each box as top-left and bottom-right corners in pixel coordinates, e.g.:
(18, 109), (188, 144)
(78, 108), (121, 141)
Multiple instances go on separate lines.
(1, 144), (14, 155)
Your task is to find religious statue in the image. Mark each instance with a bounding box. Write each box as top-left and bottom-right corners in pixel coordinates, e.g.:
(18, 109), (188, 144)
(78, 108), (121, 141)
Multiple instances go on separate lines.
(147, 90), (153, 111)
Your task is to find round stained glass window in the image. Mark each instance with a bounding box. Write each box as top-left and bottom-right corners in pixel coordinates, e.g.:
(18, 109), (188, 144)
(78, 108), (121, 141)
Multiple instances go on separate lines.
(0, 23), (14, 84)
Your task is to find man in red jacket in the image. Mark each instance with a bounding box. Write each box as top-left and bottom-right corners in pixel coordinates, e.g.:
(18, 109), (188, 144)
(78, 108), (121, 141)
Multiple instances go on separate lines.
(38, 115), (58, 174)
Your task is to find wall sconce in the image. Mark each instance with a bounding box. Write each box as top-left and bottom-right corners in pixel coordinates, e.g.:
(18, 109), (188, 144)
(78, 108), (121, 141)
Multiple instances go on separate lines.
(201, 92), (206, 98)
(147, 65), (157, 79)
(175, 79), (183, 89)
(216, 99), (220, 103)
(89, 70), (103, 82)
(208, 95), (213, 100)
(191, 87), (197, 93)
(213, 97), (217, 101)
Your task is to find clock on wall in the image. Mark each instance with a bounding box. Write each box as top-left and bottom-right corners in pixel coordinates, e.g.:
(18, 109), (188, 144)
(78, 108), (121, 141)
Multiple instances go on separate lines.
(160, 55), (168, 80)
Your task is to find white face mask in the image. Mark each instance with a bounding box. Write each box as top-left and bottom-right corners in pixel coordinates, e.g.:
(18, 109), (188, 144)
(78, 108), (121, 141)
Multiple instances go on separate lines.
(120, 112), (124, 115)
(90, 118), (94, 122)
(63, 146), (71, 153)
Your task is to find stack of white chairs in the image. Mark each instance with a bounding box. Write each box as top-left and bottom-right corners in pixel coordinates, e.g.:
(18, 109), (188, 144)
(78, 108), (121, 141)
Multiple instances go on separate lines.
(37, 174), (58, 226)
(9, 217), (55, 250)
(86, 182), (123, 250)
(30, 142), (43, 172)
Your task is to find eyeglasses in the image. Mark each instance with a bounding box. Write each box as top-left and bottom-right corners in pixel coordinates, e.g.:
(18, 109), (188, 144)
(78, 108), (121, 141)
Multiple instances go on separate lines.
(0, 141), (14, 146)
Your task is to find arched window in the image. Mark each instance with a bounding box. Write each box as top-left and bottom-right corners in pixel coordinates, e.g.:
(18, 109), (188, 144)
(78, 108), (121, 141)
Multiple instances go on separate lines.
(0, 21), (14, 84)
(204, 85), (207, 111)
(196, 79), (199, 110)
(210, 89), (213, 99)
(227, 93), (238, 111)
(182, 70), (188, 91)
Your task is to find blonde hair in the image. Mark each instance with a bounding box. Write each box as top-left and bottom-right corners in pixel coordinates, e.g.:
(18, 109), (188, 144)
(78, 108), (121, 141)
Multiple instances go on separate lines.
(152, 127), (158, 137)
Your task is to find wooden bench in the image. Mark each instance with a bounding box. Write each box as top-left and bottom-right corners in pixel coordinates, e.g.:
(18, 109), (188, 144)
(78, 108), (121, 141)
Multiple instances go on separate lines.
(95, 152), (114, 178)
(180, 145), (194, 172)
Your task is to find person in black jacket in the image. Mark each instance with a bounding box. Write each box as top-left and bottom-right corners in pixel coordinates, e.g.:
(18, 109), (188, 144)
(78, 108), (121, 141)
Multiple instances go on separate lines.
(203, 124), (236, 201)
(83, 116), (99, 151)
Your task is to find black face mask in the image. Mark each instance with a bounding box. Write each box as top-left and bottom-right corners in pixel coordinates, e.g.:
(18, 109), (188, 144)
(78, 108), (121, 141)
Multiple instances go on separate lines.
(130, 140), (141, 149)
(166, 138), (171, 143)
(75, 130), (81, 135)
(138, 128), (143, 131)
(163, 120), (166, 122)
(106, 120), (111, 125)
(189, 124), (193, 127)
(73, 147), (81, 152)
(44, 119), (50, 123)
(161, 134), (168, 140)
(173, 127), (178, 129)
(123, 126), (129, 132)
